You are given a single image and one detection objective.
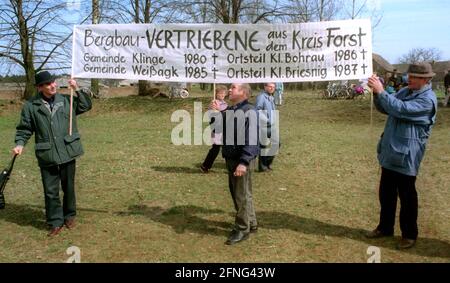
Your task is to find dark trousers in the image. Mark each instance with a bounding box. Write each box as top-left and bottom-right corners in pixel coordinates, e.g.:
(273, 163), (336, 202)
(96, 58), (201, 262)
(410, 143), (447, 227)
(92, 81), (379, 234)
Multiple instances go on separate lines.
(258, 132), (280, 171)
(258, 155), (275, 171)
(377, 167), (418, 240)
(202, 144), (221, 170)
(226, 158), (257, 232)
(40, 160), (76, 228)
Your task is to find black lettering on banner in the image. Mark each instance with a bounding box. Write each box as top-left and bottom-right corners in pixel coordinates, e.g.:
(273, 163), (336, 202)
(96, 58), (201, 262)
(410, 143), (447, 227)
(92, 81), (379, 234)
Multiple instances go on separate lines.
(266, 41), (287, 51)
(212, 54), (218, 64)
(212, 67), (218, 79)
(271, 67), (281, 78)
(84, 29), (140, 50)
(184, 54), (207, 65)
(187, 30), (196, 48)
(164, 30), (175, 48)
(203, 30), (212, 49)
(326, 27), (367, 47)
(222, 31), (232, 50)
(227, 53), (266, 64)
(145, 28), (260, 51)
(78, 22), (370, 81)
(334, 64), (359, 77)
(282, 66), (327, 79)
(132, 65), (179, 79)
(132, 53), (165, 65)
(227, 67), (265, 79)
(334, 50), (357, 61)
(267, 30), (287, 39)
(185, 67), (207, 79)
(83, 53), (126, 63)
(83, 64), (126, 74)
(213, 30), (222, 50)
(173, 30), (186, 48)
(292, 30), (323, 50)
(292, 30), (302, 49)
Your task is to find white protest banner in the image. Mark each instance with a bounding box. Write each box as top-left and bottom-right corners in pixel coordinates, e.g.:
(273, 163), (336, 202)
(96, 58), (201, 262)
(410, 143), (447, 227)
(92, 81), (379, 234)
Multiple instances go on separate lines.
(72, 19), (372, 83)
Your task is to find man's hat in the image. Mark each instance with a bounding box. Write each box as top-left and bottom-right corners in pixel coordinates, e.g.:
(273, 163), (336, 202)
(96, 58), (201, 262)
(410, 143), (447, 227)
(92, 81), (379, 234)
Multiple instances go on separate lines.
(407, 62), (435, 78)
(35, 71), (55, 86)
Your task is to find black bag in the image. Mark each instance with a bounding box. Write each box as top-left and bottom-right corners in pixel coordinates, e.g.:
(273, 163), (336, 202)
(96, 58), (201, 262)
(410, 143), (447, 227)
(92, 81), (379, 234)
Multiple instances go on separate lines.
(0, 154), (18, 209)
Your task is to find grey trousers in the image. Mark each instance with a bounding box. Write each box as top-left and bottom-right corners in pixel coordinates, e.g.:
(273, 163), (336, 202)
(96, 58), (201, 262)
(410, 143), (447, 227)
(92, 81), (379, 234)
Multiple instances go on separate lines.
(226, 158), (257, 232)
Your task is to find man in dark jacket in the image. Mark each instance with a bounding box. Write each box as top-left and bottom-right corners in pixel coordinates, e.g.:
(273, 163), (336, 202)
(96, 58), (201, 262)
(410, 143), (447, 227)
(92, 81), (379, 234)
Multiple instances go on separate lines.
(443, 69), (450, 107)
(211, 83), (259, 245)
(12, 71), (92, 236)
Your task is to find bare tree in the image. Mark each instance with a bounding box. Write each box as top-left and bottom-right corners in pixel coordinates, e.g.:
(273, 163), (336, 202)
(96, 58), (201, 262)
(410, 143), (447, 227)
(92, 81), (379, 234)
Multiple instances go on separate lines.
(242, 0), (291, 24)
(342, 0), (383, 27)
(398, 47), (443, 64)
(173, 0), (288, 24)
(91, 0), (100, 96)
(316, 0), (341, 21)
(98, 0), (177, 95)
(281, 0), (313, 23)
(103, 0), (177, 24)
(0, 0), (86, 99)
(280, 0), (341, 23)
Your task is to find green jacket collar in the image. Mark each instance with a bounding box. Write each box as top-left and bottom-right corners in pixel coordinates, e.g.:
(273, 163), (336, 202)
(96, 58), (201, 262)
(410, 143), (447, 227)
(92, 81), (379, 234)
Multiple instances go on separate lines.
(32, 92), (65, 117)
(32, 92), (64, 105)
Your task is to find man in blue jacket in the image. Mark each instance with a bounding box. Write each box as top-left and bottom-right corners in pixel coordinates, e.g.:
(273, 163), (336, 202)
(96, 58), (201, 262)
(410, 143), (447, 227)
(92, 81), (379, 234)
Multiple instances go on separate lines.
(255, 83), (279, 172)
(367, 62), (437, 249)
(212, 83), (259, 245)
(274, 82), (284, 106)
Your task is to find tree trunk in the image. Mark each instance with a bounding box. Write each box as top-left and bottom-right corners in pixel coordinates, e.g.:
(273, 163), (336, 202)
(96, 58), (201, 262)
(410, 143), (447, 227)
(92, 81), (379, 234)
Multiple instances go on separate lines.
(138, 80), (148, 96)
(91, 0), (100, 97)
(23, 65), (36, 99)
(144, 0), (151, 22)
(231, 0), (241, 23)
(135, 0), (140, 23)
(17, 0), (36, 99)
(137, 0), (153, 96)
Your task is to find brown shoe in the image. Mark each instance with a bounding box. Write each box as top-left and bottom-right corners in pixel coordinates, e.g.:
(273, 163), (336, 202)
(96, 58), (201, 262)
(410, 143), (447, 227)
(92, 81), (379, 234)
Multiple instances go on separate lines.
(365, 229), (393, 239)
(65, 218), (76, 229)
(397, 238), (416, 249)
(47, 226), (64, 237)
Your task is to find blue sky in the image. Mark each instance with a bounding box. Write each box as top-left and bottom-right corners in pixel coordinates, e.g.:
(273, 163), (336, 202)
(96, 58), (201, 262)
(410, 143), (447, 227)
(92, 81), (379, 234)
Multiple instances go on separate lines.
(372, 0), (450, 63)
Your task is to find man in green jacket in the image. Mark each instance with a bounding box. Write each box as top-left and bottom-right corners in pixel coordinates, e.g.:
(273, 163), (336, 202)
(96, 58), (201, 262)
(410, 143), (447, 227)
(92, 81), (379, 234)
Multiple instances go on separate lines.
(12, 71), (92, 236)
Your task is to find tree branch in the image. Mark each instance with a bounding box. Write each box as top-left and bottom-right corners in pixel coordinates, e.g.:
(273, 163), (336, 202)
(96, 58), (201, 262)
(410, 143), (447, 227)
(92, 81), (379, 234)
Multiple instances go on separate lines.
(0, 51), (24, 67)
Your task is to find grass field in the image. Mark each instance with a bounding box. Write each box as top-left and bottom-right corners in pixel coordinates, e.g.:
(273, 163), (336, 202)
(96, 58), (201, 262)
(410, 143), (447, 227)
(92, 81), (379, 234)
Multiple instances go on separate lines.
(0, 89), (449, 263)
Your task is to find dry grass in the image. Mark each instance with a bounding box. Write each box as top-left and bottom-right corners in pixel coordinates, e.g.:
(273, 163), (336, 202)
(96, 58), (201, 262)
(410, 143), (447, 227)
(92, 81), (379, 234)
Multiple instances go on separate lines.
(0, 89), (449, 263)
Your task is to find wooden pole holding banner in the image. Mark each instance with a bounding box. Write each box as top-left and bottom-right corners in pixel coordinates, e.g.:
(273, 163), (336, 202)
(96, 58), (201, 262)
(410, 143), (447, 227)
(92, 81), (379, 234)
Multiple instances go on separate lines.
(69, 85), (73, 136)
(213, 83), (216, 100)
(69, 62), (74, 136)
(70, 25), (76, 137)
(370, 88), (373, 134)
